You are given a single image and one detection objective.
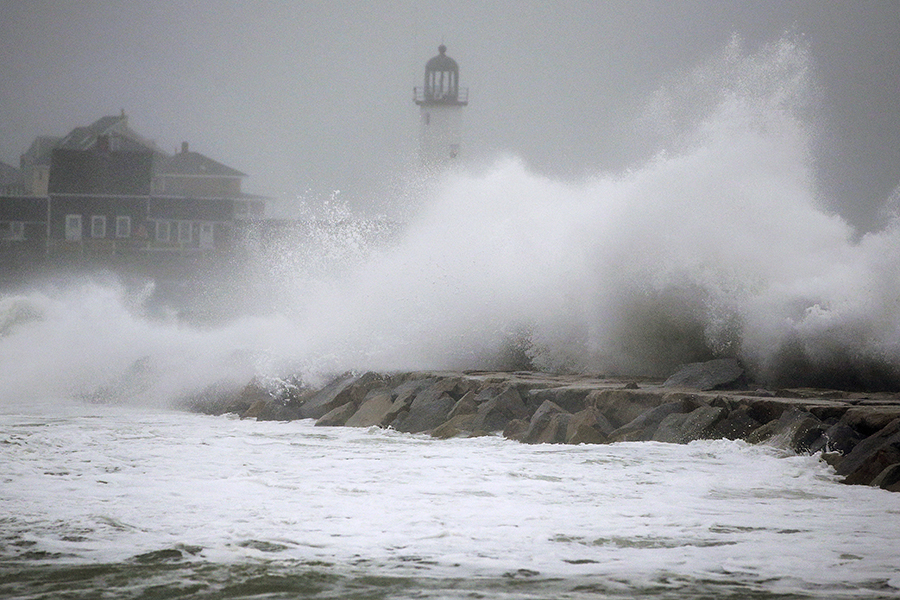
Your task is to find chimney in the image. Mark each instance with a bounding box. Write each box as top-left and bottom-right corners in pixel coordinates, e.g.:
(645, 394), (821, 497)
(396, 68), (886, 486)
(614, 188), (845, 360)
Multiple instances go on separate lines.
(119, 108), (127, 126)
(181, 141), (189, 154)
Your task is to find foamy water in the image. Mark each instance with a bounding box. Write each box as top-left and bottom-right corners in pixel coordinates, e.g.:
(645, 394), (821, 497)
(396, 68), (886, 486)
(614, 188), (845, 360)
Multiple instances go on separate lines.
(2, 406), (900, 599)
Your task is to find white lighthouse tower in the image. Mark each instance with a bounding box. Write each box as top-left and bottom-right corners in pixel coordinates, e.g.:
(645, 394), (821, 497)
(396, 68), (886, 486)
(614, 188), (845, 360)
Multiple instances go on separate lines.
(414, 45), (468, 169)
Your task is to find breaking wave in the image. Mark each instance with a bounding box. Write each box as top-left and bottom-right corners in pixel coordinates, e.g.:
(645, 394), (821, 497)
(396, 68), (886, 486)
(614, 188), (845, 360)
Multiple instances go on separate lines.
(2, 36), (899, 407)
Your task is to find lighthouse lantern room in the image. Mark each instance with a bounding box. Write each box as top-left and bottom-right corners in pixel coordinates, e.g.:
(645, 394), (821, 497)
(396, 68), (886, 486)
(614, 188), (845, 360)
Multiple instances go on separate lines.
(414, 45), (468, 167)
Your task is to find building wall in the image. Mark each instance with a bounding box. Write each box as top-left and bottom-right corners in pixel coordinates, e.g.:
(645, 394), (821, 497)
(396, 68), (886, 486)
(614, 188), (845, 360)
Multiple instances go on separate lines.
(152, 176), (241, 198)
(419, 104), (463, 167)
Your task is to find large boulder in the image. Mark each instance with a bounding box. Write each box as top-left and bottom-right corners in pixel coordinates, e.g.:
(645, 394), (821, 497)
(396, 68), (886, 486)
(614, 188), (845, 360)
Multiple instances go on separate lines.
(746, 408), (826, 453)
(298, 372), (382, 420)
(586, 388), (673, 429)
(523, 400), (571, 444)
(471, 387), (529, 432)
(565, 408), (614, 444)
(345, 389), (394, 427)
(652, 405), (727, 444)
(662, 358), (745, 391)
(607, 397), (703, 442)
(835, 418), (900, 485)
(707, 405), (763, 440)
(315, 401), (358, 427)
(392, 386), (457, 433)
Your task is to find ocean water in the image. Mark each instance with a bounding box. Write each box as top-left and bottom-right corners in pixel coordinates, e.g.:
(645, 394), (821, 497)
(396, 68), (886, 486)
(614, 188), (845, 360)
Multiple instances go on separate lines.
(3, 36), (900, 598)
(2, 405), (900, 599)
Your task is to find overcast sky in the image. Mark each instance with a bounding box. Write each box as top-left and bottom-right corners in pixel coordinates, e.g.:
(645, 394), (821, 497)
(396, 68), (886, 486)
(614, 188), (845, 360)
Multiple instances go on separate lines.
(1, 0), (897, 228)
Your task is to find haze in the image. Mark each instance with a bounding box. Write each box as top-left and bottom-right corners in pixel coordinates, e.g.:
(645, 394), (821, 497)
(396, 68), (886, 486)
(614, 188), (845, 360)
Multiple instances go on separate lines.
(1, 0), (897, 229)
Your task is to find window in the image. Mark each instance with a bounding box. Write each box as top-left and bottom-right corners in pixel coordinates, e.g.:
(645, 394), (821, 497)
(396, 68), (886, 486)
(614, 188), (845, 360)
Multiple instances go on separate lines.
(178, 221), (192, 244)
(65, 215), (82, 241)
(155, 220), (171, 243)
(91, 215), (106, 239)
(4, 222), (25, 240)
(115, 216), (131, 238)
(199, 223), (214, 249)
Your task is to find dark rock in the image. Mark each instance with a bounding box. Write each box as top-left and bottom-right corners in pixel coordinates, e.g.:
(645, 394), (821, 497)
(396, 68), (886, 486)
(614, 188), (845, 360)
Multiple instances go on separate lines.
(523, 400), (570, 444)
(536, 413), (572, 444)
(653, 406), (727, 444)
(392, 386), (457, 433)
(707, 406), (762, 440)
(431, 414), (477, 439)
(447, 391), (478, 420)
(839, 408), (900, 438)
(746, 409), (826, 452)
(586, 389), (672, 429)
(808, 422), (863, 455)
(525, 387), (592, 414)
(503, 419), (529, 441)
(871, 463), (900, 492)
(315, 401), (358, 427)
(663, 358), (745, 391)
(608, 397), (704, 442)
(298, 372), (382, 420)
(836, 418), (900, 485)
(471, 387), (529, 432)
(345, 389), (394, 427)
(565, 408), (614, 444)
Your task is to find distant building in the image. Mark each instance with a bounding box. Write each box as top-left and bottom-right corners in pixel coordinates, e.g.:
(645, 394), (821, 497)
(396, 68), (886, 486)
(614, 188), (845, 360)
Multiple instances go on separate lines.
(414, 45), (468, 168)
(0, 111), (266, 267)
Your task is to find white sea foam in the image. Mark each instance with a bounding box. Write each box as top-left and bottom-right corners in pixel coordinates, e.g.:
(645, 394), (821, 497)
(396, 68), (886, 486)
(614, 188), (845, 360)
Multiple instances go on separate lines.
(1, 408), (899, 598)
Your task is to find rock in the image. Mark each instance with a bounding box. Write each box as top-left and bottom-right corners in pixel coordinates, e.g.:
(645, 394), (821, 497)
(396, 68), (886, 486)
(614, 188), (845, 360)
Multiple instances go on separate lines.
(565, 408), (614, 444)
(471, 387), (529, 432)
(503, 419), (529, 441)
(523, 400), (570, 444)
(392, 386), (457, 433)
(298, 372), (382, 420)
(808, 422), (863, 455)
(241, 398), (268, 420)
(839, 408), (900, 437)
(586, 389), (671, 429)
(662, 358), (745, 391)
(747, 408), (826, 452)
(870, 463), (900, 492)
(836, 418), (900, 485)
(315, 401), (358, 427)
(345, 389), (394, 427)
(524, 386), (593, 414)
(447, 391), (478, 420)
(608, 398), (702, 443)
(536, 413), (572, 444)
(707, 406), (762, 440)
(431, 414), (477, 439)
(652, 406), (727, 444)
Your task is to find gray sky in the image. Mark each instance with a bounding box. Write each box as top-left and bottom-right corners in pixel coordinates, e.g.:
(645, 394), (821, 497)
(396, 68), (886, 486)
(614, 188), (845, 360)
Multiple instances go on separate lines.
(1, 0), (898, 229)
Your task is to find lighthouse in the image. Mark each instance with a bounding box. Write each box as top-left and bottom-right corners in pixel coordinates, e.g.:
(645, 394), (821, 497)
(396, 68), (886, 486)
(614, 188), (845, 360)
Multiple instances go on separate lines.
(414, 44), (468, 168)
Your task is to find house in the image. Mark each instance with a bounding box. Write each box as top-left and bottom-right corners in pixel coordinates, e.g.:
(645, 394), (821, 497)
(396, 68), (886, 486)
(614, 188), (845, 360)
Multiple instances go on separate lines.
(1, 111), (266, 265)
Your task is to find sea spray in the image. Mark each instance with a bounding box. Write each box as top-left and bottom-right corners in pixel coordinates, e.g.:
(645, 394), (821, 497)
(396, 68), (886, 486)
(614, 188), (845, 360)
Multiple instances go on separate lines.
(1, 36), (899, 410)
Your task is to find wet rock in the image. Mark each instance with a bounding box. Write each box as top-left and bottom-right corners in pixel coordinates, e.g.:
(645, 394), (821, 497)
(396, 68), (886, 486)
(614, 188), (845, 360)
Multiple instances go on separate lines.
(565, 407), (614, 444)
(808, 422), (863, 455)
(523, 400), (570, 444)
(524, 386), (592, 414)
(747, 408), (826, 452)
(392, 385), (457, 433)
(447, 391), (478, 420)
(503, 419), (529, 441)
(431, 414), (477, 439)
(471, 387), (529, 432)
(298, 372), (382, 420)
(662, 358), (745, 391)
(652, 406), (727, 444)
(870, 463), (900, 492)
(345, 389), (394, 427)
(607, 397), (703, 442)
(836, 418), (900, 485)
(707, 406), (762, 440)
(315, 401), (358, 427)
(587, 389), (671, 429)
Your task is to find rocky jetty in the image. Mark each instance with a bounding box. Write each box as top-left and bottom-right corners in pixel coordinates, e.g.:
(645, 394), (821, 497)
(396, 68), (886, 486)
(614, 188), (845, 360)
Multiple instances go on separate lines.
(184, 360), (900, 493)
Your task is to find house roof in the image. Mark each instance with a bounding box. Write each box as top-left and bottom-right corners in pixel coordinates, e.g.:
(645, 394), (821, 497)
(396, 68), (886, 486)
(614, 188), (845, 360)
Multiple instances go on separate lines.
(154, 148), (246, 178)
(0, 161), (22, 188)
(21, 136), (62, 166)
(56, 112), (160, 153)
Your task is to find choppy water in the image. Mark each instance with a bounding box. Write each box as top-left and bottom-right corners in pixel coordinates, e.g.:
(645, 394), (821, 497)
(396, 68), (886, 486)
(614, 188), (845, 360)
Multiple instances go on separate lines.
(2, 404), (900, 599)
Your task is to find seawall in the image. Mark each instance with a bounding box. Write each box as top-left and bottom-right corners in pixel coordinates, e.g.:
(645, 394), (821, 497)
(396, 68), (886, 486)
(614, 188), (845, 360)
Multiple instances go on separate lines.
(184, 364), (900, 493)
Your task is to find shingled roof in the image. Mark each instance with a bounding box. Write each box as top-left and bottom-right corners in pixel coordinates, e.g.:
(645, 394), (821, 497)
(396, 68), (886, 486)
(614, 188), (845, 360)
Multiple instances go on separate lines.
(154, 143), (246, 178)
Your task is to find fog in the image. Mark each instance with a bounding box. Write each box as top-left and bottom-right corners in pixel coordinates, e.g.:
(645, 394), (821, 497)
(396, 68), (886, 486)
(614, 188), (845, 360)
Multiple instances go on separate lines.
(1, 0), (898, 229)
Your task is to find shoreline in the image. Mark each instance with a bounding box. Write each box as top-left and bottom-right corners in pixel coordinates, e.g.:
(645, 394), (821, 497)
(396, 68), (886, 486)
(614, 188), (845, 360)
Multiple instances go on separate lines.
(184, 365), (900, 493)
